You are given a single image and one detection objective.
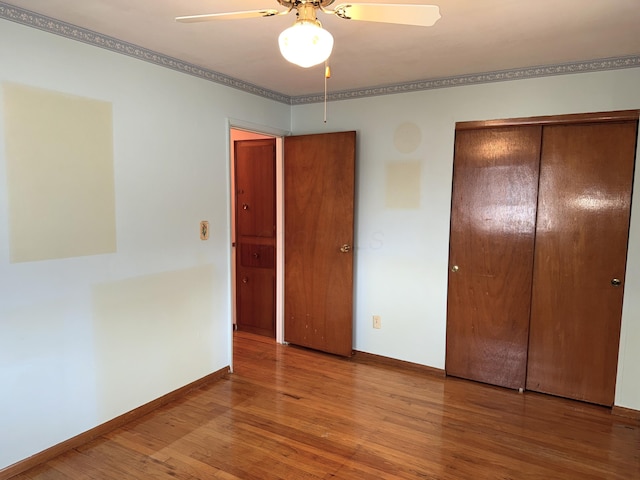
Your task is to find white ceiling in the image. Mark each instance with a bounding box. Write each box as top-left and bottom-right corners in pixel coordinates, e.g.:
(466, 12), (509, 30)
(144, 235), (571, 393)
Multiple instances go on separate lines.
(2, 0), (640, 98)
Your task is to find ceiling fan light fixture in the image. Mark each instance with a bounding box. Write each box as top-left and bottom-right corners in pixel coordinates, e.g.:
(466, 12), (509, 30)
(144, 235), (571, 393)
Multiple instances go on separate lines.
(278, 20), (334, 68)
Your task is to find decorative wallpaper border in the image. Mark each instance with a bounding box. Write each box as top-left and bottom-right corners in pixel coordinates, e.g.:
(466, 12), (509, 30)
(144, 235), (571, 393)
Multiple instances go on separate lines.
(0, 2), (291, 104)
(2, 2), (639, 106)
(293, 55), (640, 105)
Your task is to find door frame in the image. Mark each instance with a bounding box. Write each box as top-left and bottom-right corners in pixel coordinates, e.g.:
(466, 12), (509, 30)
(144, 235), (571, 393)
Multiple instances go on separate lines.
(227, 119), (289, 372)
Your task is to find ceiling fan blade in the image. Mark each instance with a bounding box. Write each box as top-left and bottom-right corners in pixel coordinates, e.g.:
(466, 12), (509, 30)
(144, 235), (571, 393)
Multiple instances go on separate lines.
(176, 9), (284, 23)
(332, 4), (441, 27)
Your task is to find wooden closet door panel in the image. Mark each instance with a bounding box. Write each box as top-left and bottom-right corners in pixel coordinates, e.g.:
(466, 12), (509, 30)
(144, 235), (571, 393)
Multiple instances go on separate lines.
(235, 139), (276, 239)
(236, 266), (276, 337)
(446, 126), (542, 389)
(526, 121), (637, 406)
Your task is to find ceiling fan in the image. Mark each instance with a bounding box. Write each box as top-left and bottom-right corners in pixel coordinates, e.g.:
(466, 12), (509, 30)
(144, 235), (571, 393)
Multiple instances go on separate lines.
(176, 1), (441, 68)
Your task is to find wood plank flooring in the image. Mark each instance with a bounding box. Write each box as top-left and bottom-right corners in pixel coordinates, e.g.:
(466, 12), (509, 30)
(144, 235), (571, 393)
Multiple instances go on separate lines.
(13, 332), (639, 479)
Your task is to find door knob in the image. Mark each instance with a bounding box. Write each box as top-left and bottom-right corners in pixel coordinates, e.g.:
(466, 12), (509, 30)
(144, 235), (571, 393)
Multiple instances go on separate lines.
(340, 244), (352, 253)
(611, 278), (621, 287)
(242, 203), (249, 210)
(241, 277), (248, 284)
(450, 265), (459, 273)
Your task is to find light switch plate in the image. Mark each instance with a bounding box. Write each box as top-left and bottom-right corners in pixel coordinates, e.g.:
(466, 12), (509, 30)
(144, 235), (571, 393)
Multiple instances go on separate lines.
(200, 221), (209, 240)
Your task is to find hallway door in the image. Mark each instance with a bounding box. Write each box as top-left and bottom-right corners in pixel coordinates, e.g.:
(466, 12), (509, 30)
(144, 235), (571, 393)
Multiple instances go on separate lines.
(235, 138), (276, 337)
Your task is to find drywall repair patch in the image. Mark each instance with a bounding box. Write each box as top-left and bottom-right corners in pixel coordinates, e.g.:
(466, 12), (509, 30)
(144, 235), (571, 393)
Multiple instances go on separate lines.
(91, 265), (215, 419)
(386, 161), (422, 209)
(393, 122), (422, 154)
(3, 83), (116, 263)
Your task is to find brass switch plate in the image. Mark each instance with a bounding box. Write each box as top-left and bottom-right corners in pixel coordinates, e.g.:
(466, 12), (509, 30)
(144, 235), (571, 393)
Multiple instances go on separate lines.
(200, 221), (209, 240)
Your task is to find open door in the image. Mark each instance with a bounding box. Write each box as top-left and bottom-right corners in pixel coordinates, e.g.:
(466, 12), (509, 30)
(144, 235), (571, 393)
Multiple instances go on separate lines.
(284, 131), (356, 357)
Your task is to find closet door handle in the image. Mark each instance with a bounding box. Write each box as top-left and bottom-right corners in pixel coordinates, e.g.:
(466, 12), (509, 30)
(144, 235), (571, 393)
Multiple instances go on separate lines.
(450, 265), (459, 273)
(611, 278), (621, 287)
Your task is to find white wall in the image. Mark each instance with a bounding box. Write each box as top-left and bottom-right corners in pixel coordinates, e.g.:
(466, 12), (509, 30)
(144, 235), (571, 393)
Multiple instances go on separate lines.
(292, 68), (640, 410)
(0, 20), (290, 469)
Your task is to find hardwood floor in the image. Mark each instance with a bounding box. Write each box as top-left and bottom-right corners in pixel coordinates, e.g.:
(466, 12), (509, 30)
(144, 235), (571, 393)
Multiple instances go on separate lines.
(13, 332), (639, 479)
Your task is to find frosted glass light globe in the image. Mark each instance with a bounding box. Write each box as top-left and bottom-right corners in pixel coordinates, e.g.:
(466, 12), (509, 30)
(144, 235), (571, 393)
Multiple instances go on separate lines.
(278, 20), (334, 68)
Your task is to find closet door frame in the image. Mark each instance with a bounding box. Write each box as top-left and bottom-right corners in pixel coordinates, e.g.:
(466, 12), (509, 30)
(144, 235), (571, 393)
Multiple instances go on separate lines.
(457, 110), (639, 130)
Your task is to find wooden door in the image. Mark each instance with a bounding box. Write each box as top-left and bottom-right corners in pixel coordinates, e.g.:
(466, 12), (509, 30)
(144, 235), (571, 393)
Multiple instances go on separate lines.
(446, 126), (542, 389)
(235, 138), (276, 337)
(526, 121), (637, 405)
(284, 131), (356, 357)
(235, 139), (276, 239)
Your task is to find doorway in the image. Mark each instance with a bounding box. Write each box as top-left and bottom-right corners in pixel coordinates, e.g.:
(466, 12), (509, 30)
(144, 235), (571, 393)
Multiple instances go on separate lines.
(230, 126), (285, 345)
(235, 137), (276, 337)
(229, 126), (357, 359)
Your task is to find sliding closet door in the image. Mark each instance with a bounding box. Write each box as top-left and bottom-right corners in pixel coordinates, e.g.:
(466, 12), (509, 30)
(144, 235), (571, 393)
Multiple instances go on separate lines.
(446, 126), (542, 389)
(526, 121), (637, 406)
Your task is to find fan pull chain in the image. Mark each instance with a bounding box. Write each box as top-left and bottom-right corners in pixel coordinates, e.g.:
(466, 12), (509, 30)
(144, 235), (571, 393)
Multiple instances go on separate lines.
(324, 62), (331, 123)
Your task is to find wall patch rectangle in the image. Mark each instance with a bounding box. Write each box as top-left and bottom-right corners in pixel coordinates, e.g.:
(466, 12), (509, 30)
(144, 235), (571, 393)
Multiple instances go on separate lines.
(3, 83), (116, 262)
(385, 161), (421, 209)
